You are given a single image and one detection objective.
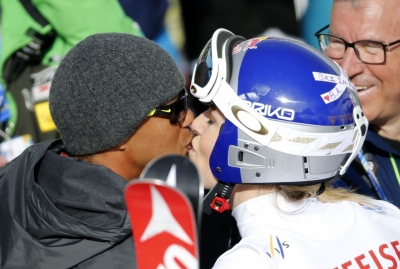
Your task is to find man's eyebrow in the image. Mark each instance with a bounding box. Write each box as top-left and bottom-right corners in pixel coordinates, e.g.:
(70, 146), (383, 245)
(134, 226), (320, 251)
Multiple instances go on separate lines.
(328, 29), (339, 36)
(328, 30), (385, 43)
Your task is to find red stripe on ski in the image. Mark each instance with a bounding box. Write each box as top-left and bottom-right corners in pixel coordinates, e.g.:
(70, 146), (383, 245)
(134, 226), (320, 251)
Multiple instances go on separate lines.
(125, 181), (199, 269)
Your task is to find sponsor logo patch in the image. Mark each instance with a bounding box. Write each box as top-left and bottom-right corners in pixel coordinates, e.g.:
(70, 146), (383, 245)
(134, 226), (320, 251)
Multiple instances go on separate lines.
(233, 37), (268, 54)
(313, 72), (354, 104)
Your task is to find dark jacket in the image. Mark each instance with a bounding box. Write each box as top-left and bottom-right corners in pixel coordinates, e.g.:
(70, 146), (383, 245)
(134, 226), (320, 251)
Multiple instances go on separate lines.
(0, 140), (137, 268)
(340, 129), (400, 207)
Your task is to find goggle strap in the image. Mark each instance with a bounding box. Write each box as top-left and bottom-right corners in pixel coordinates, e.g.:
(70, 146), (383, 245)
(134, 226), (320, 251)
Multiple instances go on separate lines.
(216, 31), (234, 58)
(212, 80), (279, 147)
(224, 35), (246, 83)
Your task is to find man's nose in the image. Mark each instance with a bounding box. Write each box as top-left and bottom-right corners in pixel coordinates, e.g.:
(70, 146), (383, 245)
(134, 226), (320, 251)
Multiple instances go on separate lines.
(338, 47), (365, 79)
(181, 109), (194, 128)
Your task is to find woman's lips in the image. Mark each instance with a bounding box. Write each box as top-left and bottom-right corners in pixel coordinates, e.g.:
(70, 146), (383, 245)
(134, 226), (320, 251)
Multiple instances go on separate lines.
(186, 142), (193, 152)
(188, 143), (196, 155)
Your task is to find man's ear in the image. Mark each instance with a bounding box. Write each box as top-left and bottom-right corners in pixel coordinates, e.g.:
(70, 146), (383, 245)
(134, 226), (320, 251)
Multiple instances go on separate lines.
(118, 142), (127, 151)
(118, 132), (136, 152)
(118, 133), (135, 151)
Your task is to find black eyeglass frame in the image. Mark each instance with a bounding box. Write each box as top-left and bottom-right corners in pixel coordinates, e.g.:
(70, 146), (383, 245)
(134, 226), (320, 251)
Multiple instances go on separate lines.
(147, 88), (188, 125)
(314, 24), (400, 64)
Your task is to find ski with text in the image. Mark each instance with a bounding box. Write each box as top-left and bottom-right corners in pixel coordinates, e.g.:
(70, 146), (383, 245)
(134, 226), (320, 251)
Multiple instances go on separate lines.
(125, 180), (199, 269)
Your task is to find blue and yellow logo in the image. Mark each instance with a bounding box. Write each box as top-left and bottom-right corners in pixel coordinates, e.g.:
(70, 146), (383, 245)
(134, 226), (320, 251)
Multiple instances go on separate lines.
(267, 234), (289, 259)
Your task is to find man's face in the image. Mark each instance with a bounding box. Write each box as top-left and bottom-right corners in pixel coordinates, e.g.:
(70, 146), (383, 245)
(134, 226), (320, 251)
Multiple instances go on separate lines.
(330, 0), (400, 128)
(123, 94), (194, 178)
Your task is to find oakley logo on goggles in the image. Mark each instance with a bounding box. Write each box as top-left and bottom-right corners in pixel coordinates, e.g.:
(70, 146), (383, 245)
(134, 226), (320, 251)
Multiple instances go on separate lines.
(148, 88), (188, 126)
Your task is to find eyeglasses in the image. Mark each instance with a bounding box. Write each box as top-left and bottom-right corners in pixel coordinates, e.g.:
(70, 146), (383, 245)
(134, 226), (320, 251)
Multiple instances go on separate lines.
(315, 24), (400, 64)
(147, 88), (188, 126)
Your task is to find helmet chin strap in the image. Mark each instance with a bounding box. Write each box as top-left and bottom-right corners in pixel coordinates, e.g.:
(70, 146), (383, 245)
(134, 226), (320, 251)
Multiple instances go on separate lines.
(316, 183), (326, 196)
(210, 181), (325, 213)
(339, 105), (368, 175)
(210, 181), (235, 213)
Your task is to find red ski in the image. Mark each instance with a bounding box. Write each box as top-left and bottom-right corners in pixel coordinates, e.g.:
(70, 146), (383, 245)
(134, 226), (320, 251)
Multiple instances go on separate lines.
(139, 154), (203, 224)
(125, 180), (199, 269)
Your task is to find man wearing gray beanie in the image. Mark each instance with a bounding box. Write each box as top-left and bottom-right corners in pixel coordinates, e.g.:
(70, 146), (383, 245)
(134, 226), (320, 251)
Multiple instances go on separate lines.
(0, 33), (194, 268)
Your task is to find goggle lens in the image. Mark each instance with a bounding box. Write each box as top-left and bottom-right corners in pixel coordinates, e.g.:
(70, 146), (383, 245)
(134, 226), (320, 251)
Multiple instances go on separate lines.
(193, 40), (213, 87)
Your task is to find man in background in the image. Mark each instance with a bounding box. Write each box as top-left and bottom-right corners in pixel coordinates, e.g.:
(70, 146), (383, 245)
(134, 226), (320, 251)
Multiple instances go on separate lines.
(315, 0), (400, 206)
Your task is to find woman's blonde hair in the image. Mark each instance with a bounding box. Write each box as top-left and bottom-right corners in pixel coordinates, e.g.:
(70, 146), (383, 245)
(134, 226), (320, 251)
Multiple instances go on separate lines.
(269, 179), (376, 206)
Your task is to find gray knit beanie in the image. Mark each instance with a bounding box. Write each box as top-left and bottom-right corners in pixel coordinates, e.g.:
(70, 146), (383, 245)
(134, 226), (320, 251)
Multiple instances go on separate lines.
(49, 33), (184, 155)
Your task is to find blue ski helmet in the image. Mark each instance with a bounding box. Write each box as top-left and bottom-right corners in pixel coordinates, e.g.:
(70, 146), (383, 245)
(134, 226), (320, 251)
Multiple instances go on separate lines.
(190, 29), (368, 185)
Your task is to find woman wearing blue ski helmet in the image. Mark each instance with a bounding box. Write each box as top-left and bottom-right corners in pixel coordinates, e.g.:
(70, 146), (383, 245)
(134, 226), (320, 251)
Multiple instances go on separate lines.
(190, 28), (367, 198)
(189, 29), (400, 269)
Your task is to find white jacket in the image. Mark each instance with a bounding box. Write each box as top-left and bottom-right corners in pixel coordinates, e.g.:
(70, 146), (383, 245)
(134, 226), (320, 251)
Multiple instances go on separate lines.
(213, 193), (400, 269)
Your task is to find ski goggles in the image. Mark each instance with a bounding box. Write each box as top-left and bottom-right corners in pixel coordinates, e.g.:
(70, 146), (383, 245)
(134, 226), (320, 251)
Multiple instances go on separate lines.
(190, 28), (246, 103)
(147, 88), (188, 126)
(190, 29), (282, 147)
(190, 29), (368, 176)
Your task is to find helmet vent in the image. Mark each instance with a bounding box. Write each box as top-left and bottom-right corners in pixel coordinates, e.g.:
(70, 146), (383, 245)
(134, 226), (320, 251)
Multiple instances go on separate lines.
(267, 158), (274, 168)
(303, 156), (310, 175)
(238, 151), (244, 162)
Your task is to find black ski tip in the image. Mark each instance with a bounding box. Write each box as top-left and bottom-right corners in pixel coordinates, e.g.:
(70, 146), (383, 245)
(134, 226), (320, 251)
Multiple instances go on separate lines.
(139, 154), (204, 223)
